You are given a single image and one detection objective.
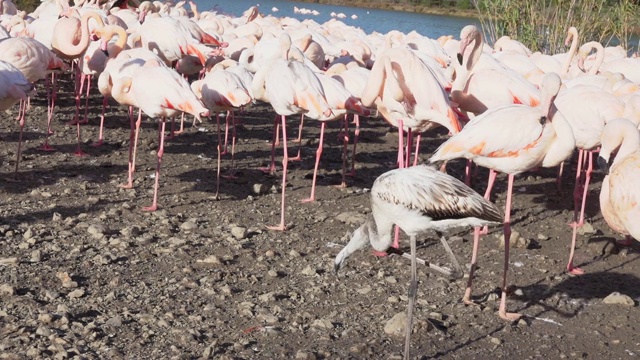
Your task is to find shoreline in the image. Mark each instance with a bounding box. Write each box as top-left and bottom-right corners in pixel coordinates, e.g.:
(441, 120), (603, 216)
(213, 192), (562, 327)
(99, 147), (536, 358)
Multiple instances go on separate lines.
(290, 0), (479, 19)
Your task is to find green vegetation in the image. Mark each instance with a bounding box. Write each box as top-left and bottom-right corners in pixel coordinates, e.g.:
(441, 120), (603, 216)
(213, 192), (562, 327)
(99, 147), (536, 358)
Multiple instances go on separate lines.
(474, 0), (639, 54)
(15, 0), (39, 13)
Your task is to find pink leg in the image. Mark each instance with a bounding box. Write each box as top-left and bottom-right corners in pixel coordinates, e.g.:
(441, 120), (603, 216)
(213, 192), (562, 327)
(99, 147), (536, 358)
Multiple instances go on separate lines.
(259, 115), (279, 174)
(397, 120), (405, 169)
(132, 108), (142, 174)
(463, 226), (482, 305)
(221, 111), (230, 155)
(412, 133), (421, 167)
(176, 112), (186, 135)
(348, 114), (360, 177)
(556, 161), (564, 191)
(479, 169), (498, 235)
(82, 75), (91, 125)
(464, 159), (473, 186)
(572, 149), (585, 226)
(618, 235), (634, 247)
(40, 74), (56, 151)
(302, 121), (325, 203)
(222, 111), (239, 179)
(267, 115), (289, 231)
(499, 174), (522, 321)
(290, 114), (304, 161)
(167, 116), (177, 140)
(14, 107), (26, 175)
(93, 95), (109, 147)
(143, 117), (166, 212)
(567, 221), (585, 275)
(405, 128), (413, 168)
(338, 115), (349, 188)
(577, 151), (593, 226)
(120, 106), (137, 189)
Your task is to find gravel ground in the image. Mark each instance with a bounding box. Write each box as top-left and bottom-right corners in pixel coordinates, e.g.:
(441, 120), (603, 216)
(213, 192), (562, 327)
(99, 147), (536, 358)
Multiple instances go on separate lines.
(1, 75), (640, 360)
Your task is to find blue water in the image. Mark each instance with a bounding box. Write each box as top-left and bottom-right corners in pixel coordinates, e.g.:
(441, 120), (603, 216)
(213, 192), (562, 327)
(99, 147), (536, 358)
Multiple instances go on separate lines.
(197, 0), (479, 39)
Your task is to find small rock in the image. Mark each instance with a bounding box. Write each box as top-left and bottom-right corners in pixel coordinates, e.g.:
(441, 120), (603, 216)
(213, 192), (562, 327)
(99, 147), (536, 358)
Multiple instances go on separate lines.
(30, 250), (42, 263)
(0, 257), (18, 266)
(105, 316), (122, 327)
(311, 319), (333, 329)
(357, 285), (372, 295)
(384, 312), (407, 337)
(490, 337), (502, 345)
(87, 224), (108, 239)
(602, 292), (635, 306)
(196, 256), (221, 265)
(180, 221), (197, 231)
(335, 212), (367, 225)
(0, 284), (15, 296)
(385, 276), (397, 284)
(36, 326), (52, 337)
(300, 266), (315, 276)
(265, 250), (275, 258)
(52, 213), (63, 222)
(38, 313), (54, 324)
(487, 293), (499, 301)
(67, 289), (85, 299)
(252, 183), (269, 195)
(577, 222), (596, 236)
(537, 234), (549, 241)
(295, 350), (316, 360)
(230, 226), (248, 240)
(497, 231), (529, 249)
(23, 228), (33, 241)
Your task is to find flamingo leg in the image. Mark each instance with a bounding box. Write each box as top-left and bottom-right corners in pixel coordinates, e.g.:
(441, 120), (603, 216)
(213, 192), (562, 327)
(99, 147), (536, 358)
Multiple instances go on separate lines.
(82, 75), (91, 125)
(397, 120), (405, 169)
(143, 117), (166, 212)
(556, 161), (564, 191)
(577, 150), (593, 226)
(572, 149), (585, 226)
(132, 108), (142, 174)
(478, 169), (498, 235)
(221, 111), (230, 155)
(302, 121), (325, 203)
(404, 235), (418, 360)
(214, 142), (221, 200)
(405, 128), (413, 168)
(463, 226), (482, 305)
(499, 174), (521, 321)
(120, 106), (137, 189)
(412, 133), (421, 167)
(222, 111), (239, 179)
(93, 95), (109, 147)
(14, 105), (26, 175)
(40, 74), (55, 151)
(72, 71), (88, 157)
(348, 114), (360, 177)
(259, 115), (279, 174)
(267, 115), (289, 231)
(464, 159), (473, 186)
(290, 114), (304, 161)
(338, 115), (349, 188)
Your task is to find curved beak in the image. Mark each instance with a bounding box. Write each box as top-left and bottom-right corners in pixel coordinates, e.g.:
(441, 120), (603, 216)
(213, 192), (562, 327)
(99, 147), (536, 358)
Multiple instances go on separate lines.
(597, 155), (610, 174)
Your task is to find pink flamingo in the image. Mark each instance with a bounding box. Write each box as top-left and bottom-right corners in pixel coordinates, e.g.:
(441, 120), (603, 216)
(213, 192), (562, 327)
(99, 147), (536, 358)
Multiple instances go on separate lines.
(597, 118), (640, 245)
(430, 73), (576, 321)
(0, 60), (34, 174)
(554, 85), (628, 274)
(252, 33), (332, 231)
(110, 59), (209, 211)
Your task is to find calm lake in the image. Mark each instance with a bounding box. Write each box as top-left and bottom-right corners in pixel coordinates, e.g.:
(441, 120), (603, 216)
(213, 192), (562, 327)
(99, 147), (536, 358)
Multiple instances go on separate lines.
(194, 0), (480, 40)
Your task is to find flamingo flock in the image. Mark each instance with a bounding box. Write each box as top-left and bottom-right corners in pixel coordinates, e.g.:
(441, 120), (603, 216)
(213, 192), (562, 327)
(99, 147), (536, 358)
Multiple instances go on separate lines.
(1, 1), (640, 357)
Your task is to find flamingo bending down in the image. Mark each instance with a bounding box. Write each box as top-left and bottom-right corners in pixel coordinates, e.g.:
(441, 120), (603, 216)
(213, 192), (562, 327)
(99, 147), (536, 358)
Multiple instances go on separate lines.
(430, 73), (575, 320)
(597, 119), (640, 245)
(334, 165), (502, 360)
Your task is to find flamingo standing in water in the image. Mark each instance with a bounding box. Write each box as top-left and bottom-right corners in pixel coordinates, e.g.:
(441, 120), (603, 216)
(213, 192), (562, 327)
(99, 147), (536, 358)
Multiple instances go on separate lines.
(597, 118), (640, 245)
(430, 73), (575, 321)
(334, 165), (502, 359)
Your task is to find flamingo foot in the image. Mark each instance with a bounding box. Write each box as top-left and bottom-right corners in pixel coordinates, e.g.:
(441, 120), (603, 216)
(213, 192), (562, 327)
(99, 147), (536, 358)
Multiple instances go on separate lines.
(333, 182), (347, 189)
(266, 224), (286, 231)
(91, 140), (104, 147)
(220, 150), (229, 156)
(73, 149), (89, 157)
(617, 238), (634, 247)
(499, 311), (522, 322)
(289, 155), (302, 162)
(463, 296), (482, 307)
(291, 138), (302, 144)
(48, 130), (55, 135)
(259, 166), (276, 175)
(371, 250), (389, 257)
(39, 144), (55, 152)
(346, 169), (356, 177)
(300, 197), (315, 203)
(142, 204), (158, 212)
(567, 265), (585, 276)
(118, 182), (134, 189)
(221, 172), (238, 180)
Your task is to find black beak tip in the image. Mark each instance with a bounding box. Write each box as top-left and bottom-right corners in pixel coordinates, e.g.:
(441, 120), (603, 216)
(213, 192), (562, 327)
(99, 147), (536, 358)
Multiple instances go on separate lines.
(597, 156), (610, 173)
(333, 263), (341, 273)
(457, 53), (463, 65)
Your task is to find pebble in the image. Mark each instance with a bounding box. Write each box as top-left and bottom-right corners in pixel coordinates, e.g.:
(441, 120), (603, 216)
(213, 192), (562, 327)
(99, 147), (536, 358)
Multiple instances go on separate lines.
(577, 222), (596, 235)
(230, 226), (248, 240)
(357, 285), (372, 295)
(537, 234), (550, 241)
(490, 337), (502, 345)
(180, 221), (197, 231)
(0, 283), (15, 295)
(383, 312), (407, 337)
(295, 351), (316, 360)
(252, 183), (269, 195)
(87, 223), (108, 239)
(30, 250), (42, 263)
(23, 228), (33, 241)
(497, 230), (530, 249)
(0, 257), (18, 266)
(106, 316), (123, 327)
(335, 212), (367, 225)
(602, 292), (635, 306)
(196, 255), (221, 266)
(67, 289), (85, 299)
